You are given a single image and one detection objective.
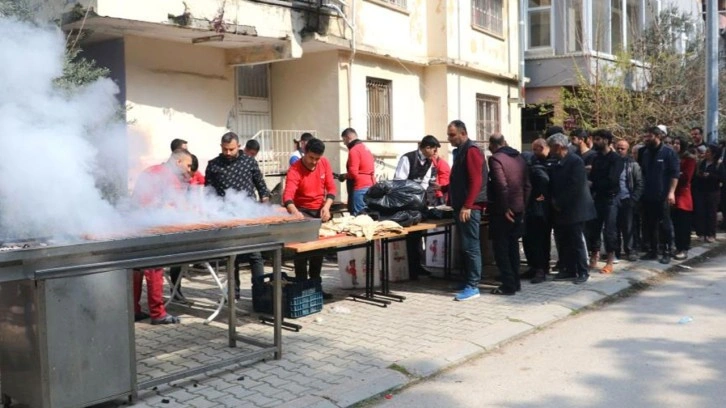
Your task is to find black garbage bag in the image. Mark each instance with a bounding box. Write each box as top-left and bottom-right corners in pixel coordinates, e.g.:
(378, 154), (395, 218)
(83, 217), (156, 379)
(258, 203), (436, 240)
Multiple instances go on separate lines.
(364, 180), (426, 213)
(380, 210), (423, 227)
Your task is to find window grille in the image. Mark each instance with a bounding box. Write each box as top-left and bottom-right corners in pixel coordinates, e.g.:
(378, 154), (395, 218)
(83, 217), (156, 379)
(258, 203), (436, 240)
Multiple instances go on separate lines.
(366, 77), (392, 141)
(472, 0), (503, 36)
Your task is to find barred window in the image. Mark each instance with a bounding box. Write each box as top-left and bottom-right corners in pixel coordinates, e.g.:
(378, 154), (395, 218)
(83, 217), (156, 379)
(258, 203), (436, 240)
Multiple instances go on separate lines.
(366, 77), (392, 141)
(472, 0), (503, 36)
(476, 94), (500, 141)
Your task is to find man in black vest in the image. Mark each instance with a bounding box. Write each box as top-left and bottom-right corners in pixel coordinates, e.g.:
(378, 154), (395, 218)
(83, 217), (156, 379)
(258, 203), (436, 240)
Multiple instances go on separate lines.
(444, 121), (488, 301)
(394, 135), (441, 279)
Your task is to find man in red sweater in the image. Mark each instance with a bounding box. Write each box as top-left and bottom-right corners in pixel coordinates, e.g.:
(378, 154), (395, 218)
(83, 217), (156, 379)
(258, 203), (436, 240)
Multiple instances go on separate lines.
(283, 138), (337, 298)
(340, 128), (375, 215)
(132, 149), (192, 324)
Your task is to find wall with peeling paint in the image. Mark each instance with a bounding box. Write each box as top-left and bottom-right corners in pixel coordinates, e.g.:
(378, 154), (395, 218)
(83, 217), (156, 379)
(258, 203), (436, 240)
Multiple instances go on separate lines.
(124, 35), (234, 181)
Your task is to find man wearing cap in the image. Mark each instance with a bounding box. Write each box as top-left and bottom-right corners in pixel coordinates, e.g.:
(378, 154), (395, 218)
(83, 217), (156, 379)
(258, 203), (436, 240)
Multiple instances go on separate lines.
(290, 132), (313, 166)
(340, 128), (376, 215)
(639, 126), (679, 264)
(394, 135), (442, 279)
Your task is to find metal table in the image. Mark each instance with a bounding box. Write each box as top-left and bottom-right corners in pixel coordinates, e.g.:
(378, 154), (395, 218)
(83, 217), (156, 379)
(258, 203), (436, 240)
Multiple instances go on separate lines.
(0, 219), (319, 408)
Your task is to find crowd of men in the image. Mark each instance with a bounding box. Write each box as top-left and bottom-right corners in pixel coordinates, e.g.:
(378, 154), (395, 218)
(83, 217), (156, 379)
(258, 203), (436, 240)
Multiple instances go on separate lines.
(505, 124), (726, 298)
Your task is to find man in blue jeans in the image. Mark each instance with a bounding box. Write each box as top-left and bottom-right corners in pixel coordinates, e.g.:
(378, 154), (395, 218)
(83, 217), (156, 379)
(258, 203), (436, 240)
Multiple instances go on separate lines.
(445, 120), (488, 301)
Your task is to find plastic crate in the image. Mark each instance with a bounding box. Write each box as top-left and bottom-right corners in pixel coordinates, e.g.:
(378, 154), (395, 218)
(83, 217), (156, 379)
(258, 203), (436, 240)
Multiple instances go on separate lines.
(252, 273), (323, 319)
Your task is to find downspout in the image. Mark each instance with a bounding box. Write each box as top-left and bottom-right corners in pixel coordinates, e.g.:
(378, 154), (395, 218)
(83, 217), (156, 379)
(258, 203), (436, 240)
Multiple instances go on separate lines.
(518, 0), (526, 107)
(348, 0), (356, 128)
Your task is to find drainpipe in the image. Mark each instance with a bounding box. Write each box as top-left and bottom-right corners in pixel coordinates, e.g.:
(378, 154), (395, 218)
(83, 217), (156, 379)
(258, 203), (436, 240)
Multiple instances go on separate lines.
(518, 0), (526, 107)
(323, 1), (356, 128)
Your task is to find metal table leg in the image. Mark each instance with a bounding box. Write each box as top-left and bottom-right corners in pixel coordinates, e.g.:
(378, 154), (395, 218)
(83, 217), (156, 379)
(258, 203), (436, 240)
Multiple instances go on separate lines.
(374, 238), (405, 302)
(350, 240), (390, 307)
(227, 255), (236, 348)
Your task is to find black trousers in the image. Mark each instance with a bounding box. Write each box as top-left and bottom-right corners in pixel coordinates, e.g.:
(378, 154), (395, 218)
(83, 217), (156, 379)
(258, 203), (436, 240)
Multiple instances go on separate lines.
(616, 198), (635, 256)
(490, 213), (523, 292)
(587, 198), (619, 254)
(294, 208), (324, 281)
(641, 200), (674, 255)
(405, 231), (424, 279)
(694, 190), (720, 238)
(169, 266), (183, 294)
(554, 222), (588, 278)
(672, 208), (692, 252)
(523, 216), (551, 272)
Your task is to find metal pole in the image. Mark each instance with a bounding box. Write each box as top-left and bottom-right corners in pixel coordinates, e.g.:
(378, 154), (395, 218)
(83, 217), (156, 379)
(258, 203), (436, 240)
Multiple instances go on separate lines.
(705, 0), (720, 144)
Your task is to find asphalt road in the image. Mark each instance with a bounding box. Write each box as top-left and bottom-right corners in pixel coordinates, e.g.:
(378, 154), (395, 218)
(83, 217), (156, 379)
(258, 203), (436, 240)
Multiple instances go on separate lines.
(375, 252), (726, 408)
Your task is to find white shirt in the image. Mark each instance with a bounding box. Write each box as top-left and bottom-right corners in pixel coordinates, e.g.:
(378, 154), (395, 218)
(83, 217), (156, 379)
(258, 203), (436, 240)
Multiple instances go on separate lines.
(393, 149), (433, 190)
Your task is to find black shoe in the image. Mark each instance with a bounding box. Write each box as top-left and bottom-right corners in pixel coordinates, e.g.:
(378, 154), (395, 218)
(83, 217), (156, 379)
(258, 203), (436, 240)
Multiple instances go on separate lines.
(626, 253), (639, 262)
(573, 275), (589, 284)
(151, 314), (181, 325)
(659, 255), (671, 265)
(553, 273), (576, 281)
(234, 288), (241, 301)
(134, 312), (150, 322)
(490, 287), (516, 296)
(673, 251), (688, 260)
(640, 253), (658, 261)
(521, 269), (536, 279)
(530, 270), (546, 284)
(322, 291), (334, 300)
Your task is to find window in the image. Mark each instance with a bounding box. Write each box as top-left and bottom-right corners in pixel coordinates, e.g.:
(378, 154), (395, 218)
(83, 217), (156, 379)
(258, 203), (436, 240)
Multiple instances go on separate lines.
(611, 0), (624, 53)
(626, 0), (642, 51)
(476, 94), (500, 141)
(528, 0), (552, 48)
(592, 0), (610, 53)
(366, 78), (392, 141)
(565, 0), (583, 52)
(472, 0), (503, 36)
(236, 64), (268, 98)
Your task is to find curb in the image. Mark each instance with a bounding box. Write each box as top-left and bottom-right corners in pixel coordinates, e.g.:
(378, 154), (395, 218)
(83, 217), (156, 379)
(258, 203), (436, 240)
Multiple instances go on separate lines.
(332, 241), (726, 408)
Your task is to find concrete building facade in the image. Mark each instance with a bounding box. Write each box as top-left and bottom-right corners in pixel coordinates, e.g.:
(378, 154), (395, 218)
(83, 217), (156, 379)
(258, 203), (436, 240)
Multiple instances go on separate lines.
(38, 0), (522, 193)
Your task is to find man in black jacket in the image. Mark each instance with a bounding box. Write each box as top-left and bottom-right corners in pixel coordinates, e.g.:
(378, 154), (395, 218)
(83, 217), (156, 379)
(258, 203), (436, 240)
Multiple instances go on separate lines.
(547, 133), (596, 284)
(639, 126), (679, 264)
(587, 129), (625, 274)
(523, 138), (552, 284)
(205, 132), (270, 299)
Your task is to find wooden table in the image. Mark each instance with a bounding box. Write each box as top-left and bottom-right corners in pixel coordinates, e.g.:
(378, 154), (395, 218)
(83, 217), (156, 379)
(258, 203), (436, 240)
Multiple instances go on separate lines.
(285, 219), (458, 307)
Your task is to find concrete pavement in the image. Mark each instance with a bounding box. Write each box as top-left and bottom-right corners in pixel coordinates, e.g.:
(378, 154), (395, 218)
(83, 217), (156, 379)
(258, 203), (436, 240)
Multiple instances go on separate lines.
(373, 243), (726, 407)
(3, 236), (722, 408)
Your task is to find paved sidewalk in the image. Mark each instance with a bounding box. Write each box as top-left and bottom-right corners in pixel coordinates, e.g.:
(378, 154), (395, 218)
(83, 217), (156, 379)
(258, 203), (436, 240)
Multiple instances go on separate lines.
(4, 237), (723, 408)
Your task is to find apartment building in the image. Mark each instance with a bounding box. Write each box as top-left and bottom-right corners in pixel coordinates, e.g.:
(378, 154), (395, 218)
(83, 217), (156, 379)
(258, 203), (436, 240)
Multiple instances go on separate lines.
(522, 0), (702, 143)
(37, 0), (521, 192)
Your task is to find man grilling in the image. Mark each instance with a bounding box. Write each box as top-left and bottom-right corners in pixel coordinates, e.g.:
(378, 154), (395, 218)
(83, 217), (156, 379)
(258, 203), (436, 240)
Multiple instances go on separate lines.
(205, 132), (270, 299)
(131, 149), (193, 325)
(283, 138), (336, 299)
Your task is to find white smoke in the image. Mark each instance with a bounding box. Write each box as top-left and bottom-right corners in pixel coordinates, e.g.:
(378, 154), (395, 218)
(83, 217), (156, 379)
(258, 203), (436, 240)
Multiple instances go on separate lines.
(0, 18), (282, 242)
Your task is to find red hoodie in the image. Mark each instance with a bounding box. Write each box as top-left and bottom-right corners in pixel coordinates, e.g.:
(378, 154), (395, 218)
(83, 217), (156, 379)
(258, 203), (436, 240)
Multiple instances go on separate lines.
(346, 140), (375, 190)
(283, 157), (337, 210)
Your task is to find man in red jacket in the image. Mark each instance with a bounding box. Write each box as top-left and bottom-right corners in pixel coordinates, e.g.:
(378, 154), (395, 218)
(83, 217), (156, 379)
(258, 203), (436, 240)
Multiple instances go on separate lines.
(283, 138), (337, 298)
(340, 128), (375, 215)
(131, 149), (192, 324)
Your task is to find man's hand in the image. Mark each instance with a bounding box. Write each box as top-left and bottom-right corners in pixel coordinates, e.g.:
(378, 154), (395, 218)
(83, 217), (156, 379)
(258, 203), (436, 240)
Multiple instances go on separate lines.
(459, 208), (471, 223)
(429, 181), (441, 191)
(261, 196), (270, 203)
(321, 206), (332, 222)
(535, 194), (545, 202)
(667, 192), (676, 206)
(505, 209), (515, 223)
(286, 204), (303, 219)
